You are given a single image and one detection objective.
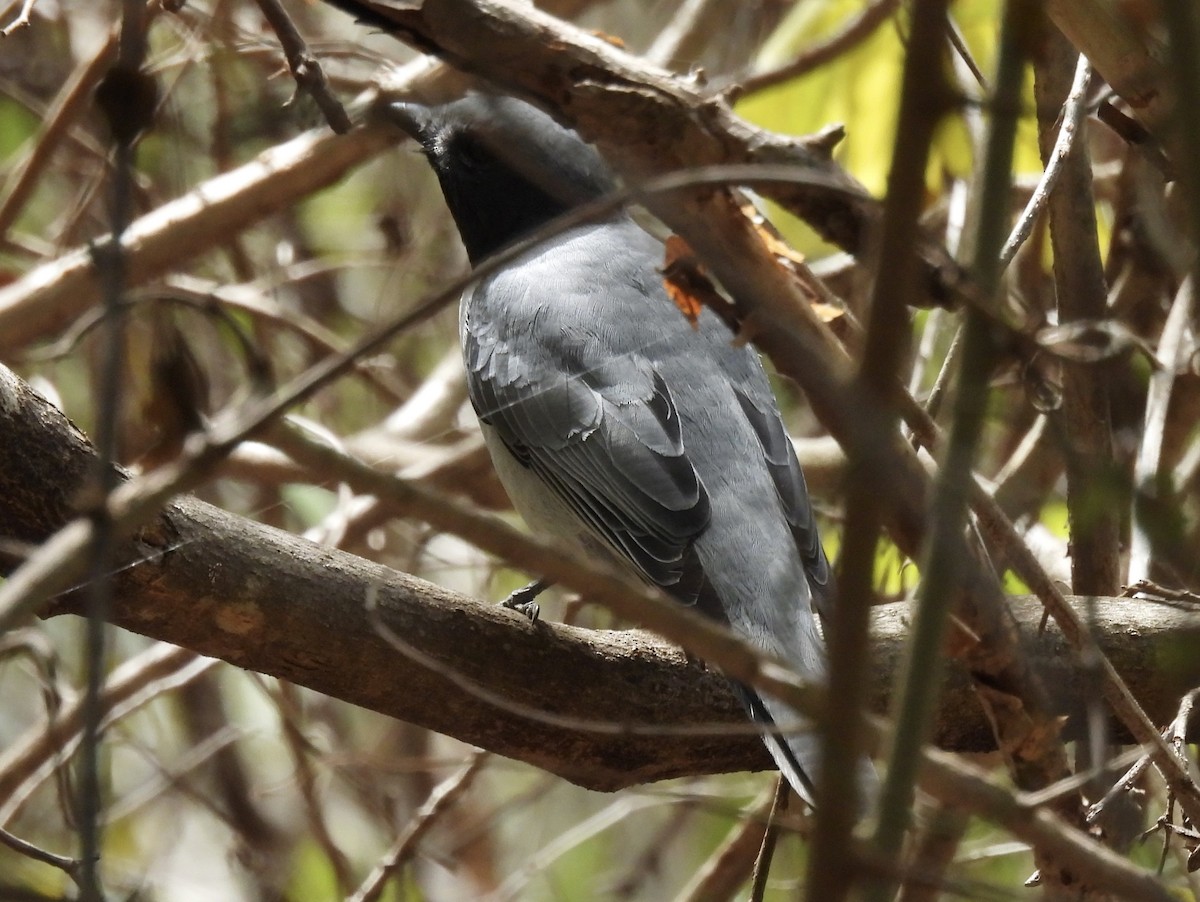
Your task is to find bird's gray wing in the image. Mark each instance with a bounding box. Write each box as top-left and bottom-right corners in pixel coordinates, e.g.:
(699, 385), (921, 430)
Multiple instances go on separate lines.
(462, 284), (711, 591)
(731, 381), (834, 620)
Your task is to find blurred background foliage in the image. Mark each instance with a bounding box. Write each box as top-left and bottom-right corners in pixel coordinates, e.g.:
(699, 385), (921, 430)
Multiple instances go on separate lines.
(0, 0), (1197, 899)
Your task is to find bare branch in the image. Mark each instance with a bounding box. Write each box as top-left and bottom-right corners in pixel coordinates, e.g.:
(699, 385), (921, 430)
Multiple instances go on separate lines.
(739, 0), (901, 97)
(1034, 30), (1120, 597)
(3, 361), (1200, 791)
(0, 116), (396, 353)
(253, 0), (353, 133)
(348, 752), (485, 902)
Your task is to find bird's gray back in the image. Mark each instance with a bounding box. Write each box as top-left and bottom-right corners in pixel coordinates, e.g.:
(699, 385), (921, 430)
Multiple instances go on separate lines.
(461, 218), (829, 681)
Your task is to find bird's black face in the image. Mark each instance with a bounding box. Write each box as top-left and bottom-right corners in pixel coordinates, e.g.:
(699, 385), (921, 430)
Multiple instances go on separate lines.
(424, 124), (573, 264)
(388, 94), (616, 264)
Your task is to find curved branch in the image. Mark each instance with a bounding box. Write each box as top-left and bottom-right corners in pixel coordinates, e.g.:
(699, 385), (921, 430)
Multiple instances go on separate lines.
(2, 363), (1199, 792)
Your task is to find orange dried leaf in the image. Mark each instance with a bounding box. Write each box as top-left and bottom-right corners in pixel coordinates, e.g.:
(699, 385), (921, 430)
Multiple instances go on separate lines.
(810, 302), (843, 324)
(760, 229), (807, 268)
(663, 234), (696, 270)
(739, 200), (765, 224)
(661, 235), (710, 328)
(589, 29), (625, 48)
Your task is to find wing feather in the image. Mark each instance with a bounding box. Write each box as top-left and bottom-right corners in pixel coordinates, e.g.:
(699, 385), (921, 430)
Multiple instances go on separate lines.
(464, 291), (711, 589)
(733, 387), (833, 618)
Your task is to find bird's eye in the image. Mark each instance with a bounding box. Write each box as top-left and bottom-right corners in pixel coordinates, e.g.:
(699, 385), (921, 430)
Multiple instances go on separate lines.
(455, 136), (493, 173)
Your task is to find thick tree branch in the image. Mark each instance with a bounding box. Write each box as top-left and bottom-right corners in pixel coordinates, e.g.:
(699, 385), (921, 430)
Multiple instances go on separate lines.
(2, 363), (1199, 793)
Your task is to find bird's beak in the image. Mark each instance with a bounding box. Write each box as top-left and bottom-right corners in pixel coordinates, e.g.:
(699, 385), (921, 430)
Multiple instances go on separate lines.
(381, 101), (435, 146)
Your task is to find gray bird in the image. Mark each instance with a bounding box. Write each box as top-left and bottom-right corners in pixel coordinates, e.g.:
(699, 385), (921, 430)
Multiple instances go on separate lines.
(388, 93), (873, 810)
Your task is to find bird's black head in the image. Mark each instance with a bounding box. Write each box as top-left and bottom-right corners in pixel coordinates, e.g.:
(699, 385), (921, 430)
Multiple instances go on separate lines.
(387, 93), (616, 264)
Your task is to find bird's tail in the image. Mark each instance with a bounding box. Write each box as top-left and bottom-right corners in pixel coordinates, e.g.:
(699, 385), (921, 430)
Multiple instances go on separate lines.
(730, 682), (878, 817)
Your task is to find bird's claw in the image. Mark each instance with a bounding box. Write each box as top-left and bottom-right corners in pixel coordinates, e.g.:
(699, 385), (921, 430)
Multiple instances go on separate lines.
(502, 598), (541, 621)
(501, 579), (548, 622)
(683, 649), (707, 670)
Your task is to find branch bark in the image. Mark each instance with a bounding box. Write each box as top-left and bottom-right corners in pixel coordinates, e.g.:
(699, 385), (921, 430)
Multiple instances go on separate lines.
(3, 362), (1199, 793)
(1034, 29), (1121, 597)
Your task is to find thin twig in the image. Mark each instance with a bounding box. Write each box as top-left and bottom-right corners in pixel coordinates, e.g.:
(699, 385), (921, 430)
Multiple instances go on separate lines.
(0, 0), (37, 35)
(674, 785), (776, 902)
(77, 5), (152, 897)
(1000, 54), (1092, 268)
(0, 825), (82, 882)
(253, 0), (352, 133)
(274, 682), (354, 894)
(347, 752), (486, 902)
(946, 13), (988, 89)
(917, 322), (963, 426)
(749, 778), (790, 902)
(740, 0), (901, 96)
(491, 794), (669, 901)
(645, 0), (721, 68)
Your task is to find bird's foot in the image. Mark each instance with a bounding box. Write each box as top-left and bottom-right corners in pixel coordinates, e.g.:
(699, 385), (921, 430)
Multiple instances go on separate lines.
(501, 579), (548, 622)
(683, 649), (708, 670)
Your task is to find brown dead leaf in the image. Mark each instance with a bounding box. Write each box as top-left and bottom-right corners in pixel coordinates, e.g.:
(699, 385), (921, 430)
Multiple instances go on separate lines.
(738, 199), (766, 226)
(739, 200), (851, 337)
(740, 200), (807, 269)
(661, 235), (713, 329)
(810, 301), (844, 325)
(589, 30), (625, 48)
(759, 227), (808, 271)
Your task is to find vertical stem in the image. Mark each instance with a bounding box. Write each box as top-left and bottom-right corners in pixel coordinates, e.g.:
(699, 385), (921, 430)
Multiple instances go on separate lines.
(76, 142), (129, 902)
(78, 4), (149, 898)
(1161, 3), (1200, 335)
(1033, 29), (1119, 597)
(1033, 28), (1119, 826)
(866, 2), (1035, 899)
(804, 1), (953, 900)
